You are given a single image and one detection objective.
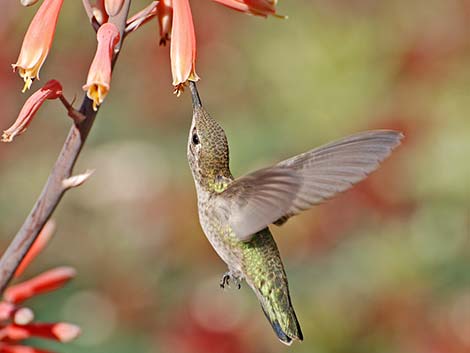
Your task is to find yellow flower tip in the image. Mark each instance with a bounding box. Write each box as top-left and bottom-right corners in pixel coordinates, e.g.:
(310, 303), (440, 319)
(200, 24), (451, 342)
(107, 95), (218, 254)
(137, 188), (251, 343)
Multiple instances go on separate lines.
(12, 64), (34, 92)
(90, 91), (100, 110)
(173, 83), (185, 97)
(173, 75), (200, 96)
(85, 83), (108, 111)
(189, 73), (200, 82)
(21, 77), (34, 93)
(1, 131), (13, 143)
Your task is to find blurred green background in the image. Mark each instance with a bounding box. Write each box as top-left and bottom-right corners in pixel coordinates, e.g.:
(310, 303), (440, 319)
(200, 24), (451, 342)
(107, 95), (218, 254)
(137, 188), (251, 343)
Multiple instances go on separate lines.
(1, 0), (470, 352)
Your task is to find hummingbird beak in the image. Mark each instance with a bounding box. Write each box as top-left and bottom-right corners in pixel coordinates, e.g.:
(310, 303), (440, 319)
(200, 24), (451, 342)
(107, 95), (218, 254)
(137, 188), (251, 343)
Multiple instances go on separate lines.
(189, 81), (202, 110)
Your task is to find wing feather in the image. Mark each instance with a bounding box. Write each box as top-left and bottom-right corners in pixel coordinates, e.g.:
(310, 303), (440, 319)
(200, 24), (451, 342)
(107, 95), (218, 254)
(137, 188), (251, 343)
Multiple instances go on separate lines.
(220, 130), (403, 241)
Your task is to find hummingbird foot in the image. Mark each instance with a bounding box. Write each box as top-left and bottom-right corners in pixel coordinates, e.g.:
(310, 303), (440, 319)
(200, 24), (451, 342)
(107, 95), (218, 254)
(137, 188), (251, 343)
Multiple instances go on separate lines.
(219, 271), (241, 290)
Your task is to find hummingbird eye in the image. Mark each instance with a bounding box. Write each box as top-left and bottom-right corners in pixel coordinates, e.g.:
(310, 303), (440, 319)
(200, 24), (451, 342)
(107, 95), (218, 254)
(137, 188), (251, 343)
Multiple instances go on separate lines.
(192, 133), (200, 145)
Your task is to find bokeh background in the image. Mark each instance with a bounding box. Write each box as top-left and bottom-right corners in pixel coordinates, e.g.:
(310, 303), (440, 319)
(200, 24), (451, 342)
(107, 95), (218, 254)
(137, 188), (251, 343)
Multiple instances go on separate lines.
(1, 0), (470, 352)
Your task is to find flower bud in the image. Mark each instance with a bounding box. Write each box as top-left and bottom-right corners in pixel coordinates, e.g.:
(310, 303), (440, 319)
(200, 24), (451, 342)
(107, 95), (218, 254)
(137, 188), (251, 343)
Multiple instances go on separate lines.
(2, 80), (62, 142)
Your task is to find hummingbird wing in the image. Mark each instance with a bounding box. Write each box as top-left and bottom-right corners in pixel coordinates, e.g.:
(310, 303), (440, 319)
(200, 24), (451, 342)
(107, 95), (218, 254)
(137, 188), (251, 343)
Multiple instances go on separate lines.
(218, 130), (403, 241)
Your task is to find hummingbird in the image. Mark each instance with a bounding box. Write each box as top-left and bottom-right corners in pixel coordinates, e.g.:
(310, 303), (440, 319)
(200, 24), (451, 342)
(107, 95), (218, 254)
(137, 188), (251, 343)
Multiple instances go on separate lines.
(186, 82), (403, 345)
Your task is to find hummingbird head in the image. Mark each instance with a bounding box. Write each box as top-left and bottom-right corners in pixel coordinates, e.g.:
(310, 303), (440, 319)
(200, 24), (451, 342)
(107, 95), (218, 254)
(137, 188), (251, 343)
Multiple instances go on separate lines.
(187, 82), (232, 191)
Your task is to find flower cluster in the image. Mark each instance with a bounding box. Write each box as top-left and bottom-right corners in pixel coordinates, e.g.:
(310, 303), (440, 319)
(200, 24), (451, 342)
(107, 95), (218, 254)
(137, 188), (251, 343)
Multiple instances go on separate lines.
(159, 0), (283, 95)
(10, 0), (122, 118)
(1, 0), (284, 349)
(9, 0), (282, 111)
(0, 221), (80, 353)
(3, 0), (283, 141)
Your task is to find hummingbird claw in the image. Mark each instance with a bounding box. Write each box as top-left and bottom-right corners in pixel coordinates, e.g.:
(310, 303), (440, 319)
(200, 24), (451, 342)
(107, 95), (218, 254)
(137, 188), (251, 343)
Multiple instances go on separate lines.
(220, 271), (242, 290)
(220, 272), (231, 289)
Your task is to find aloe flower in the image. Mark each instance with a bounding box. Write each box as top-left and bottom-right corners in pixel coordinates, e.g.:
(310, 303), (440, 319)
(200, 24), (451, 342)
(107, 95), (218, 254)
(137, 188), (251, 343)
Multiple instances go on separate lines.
(162, 0), (282, 94)
(0, 221), (80, 353)
(83, 23), (120, 111)
(2, 80), (63, 142)
(157, 0), (173, 45)
(171, 0), (199, 95)
(12, 0), (64, 92)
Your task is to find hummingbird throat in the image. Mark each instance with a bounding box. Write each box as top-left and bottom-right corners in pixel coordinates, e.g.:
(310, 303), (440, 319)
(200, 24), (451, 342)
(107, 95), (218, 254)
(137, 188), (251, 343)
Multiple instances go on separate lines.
(208, 174), (231, 193)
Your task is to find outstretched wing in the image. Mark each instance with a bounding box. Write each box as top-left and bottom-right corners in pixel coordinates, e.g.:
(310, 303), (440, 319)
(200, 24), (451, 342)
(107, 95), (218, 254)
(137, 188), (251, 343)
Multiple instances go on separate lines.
(218, 130), (403, 241)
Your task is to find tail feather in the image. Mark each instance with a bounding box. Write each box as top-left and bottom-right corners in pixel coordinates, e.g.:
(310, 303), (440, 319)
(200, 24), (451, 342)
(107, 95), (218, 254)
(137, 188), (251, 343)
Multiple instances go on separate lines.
(244, 227), (303, 344)
(260, 305), (293, 345)
(259, 297), (303, 345)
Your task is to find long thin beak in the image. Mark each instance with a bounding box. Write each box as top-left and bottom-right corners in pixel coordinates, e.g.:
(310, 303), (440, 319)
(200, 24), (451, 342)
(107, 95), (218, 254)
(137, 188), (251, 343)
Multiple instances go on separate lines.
(189, 81), (202, 109)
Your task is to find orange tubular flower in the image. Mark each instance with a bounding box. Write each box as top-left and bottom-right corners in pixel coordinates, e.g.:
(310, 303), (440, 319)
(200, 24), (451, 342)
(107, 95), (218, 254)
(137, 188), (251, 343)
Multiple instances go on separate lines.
(13, 0), (64, 92)
(2, 80), (63, 143)
(4, 267), (76, 304)
(171, 0), (199, 96)
(158, 0), (173, 45)
(83, 23), (120, 111)
(0, 221), (80, 353)
(212, 0), (282, 17)
(14, 220), (55, 278)
(0, 323), (80, 343)
(126, 1), (159, 33)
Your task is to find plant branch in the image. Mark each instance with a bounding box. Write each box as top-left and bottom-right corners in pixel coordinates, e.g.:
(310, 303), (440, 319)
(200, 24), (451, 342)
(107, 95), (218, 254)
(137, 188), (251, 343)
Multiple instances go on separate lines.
(59, 94), (86, 124)
(0, 0), (132, 294)
(110, 0), (131, 51)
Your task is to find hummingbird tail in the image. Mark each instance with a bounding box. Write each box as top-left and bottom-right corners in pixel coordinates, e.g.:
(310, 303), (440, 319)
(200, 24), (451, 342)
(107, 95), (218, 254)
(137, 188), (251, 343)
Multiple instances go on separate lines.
(259, 295), (303, 345)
